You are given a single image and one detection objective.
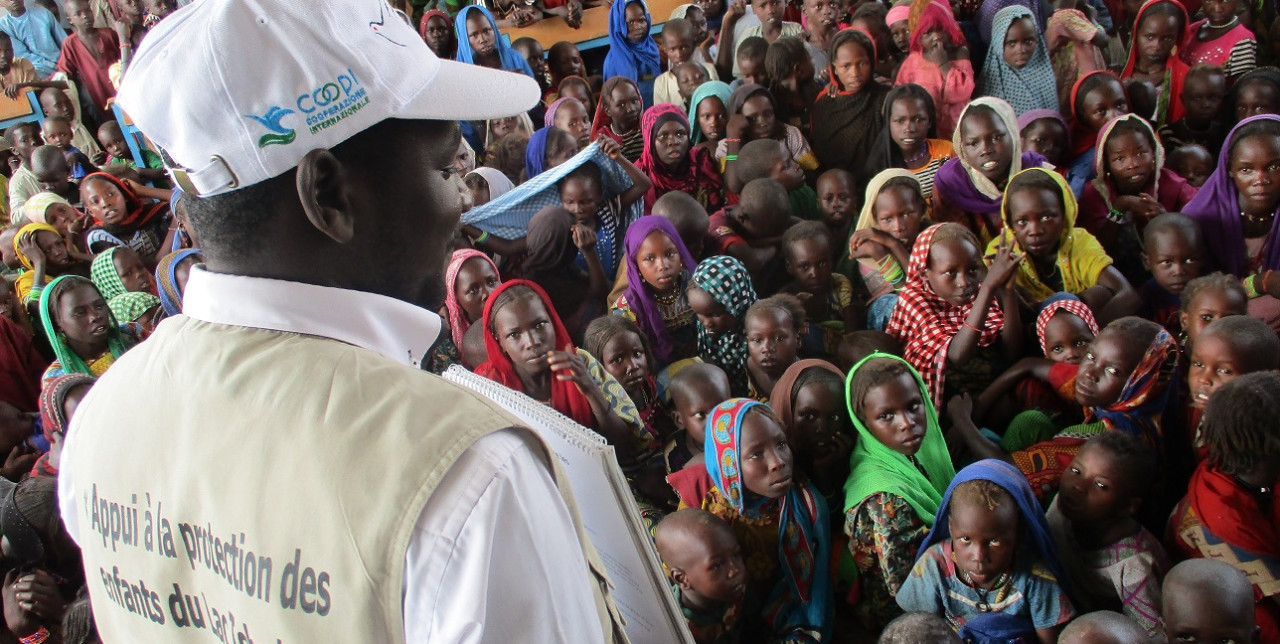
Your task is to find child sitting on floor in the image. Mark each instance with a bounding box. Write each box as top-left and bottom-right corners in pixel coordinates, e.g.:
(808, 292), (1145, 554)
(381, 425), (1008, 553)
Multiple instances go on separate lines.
(1046, 432), (1170, 639)
(655, 19), (718, 107)
(849, 170), (929, 331)
(40, 116), (92, 180)
(96, 120), (166, 184)
(674, 62), (712, 110)
(768, 359), (853, 502)
(1164, 144), (1214, 188)
(1185, 315), (1280, 460)
(665, 362), (731, 472)
(584, 315), (673, 449)
(781, 221), (861, 357)
(1138, 213), (1206, 336)
(708, 179), (795, 293)
(731, 138), (817, 221)
(89, 246), (155, 320)
(743, 294), (804, 402)
(1157, 66), (1228, 158)
(31, 145), (79, 204)
(655, 509), (751, 644)
(7, 122), (43, 214)
(1161, 559), (1263, 644)
(689, 256), (758, 397)
(897, 460), (1076, 643)
(893, 0), (974, 139)
(1179, 272), (1248, 350)
(612, 216), (699, 366)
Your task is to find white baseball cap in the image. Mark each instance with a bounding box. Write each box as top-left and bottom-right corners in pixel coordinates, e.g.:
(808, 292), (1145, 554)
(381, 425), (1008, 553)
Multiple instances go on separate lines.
(117, 0), (541, 197)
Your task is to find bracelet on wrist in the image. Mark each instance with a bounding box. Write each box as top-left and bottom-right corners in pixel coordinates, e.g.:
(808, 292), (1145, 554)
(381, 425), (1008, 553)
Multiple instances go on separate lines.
(19, 627), (50, 644)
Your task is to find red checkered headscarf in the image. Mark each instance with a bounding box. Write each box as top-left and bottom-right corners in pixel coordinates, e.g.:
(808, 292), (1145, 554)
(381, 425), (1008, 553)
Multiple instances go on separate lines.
(1035, 298), (1099, 356)
(885, 223), (1004, 406)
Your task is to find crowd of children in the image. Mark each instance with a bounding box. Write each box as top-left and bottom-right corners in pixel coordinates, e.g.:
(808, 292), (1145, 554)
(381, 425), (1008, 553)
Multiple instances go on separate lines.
(0, 0), (1279, 641)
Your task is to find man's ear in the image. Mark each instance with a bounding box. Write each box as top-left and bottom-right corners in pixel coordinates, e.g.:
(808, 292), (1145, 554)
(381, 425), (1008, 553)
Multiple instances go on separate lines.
(296, 148), (355, 244)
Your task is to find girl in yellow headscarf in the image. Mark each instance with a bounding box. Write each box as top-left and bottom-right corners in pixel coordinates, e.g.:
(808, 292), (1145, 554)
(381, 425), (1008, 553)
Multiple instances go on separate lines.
(986, 167), (1140, 323)
(12, 222), (84, 306)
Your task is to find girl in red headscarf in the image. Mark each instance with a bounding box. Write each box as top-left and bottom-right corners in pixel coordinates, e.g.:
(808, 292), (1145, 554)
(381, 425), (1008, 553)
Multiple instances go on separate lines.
(80, 173), (173, 268)
(1119, 0), (1190, 128)
(892, 0), (974, 139)
(635, 103), (724, 212)
(418, 9), (457, 59)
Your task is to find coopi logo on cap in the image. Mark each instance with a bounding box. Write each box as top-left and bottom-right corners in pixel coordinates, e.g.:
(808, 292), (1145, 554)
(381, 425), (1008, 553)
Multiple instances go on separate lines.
(243, 69), (370, 149)
(245, 106), (297, 148)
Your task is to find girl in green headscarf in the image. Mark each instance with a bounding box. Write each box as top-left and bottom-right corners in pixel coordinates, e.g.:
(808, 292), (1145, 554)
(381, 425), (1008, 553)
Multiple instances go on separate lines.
(38, 275), (136, 387)
(841, 352), (956, 630)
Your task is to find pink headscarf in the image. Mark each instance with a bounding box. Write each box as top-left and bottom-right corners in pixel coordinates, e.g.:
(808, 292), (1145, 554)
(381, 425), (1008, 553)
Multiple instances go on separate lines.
(545, 97), (572, 127)
(444, 249), (501, 351)
(886, 4), (910, 25)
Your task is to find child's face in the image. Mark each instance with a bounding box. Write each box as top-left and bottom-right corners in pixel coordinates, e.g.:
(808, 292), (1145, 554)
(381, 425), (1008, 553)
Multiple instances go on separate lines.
(1233, 80), (1280, 122)
(745, 308), (798, 377)
(34, 158), (70, 192)
(673, 379), (729, 443)
(1181, 72), (1226, 124)
(695, 96), (728, 144)
(66, 0), (93, 31)
(1188, 330), (1249, 409)
(1059, 444), (1138, 524)
(118, 0), (142, 20)
(490, 116), (521, 141)
(752, 0), (784, 25)
(83, 180), (129, 225)
(948, 498), (1019, 587)
(601, 331), (650, 394)
(1168, 148), (1214, 187)
(636, 230), (685, 292)
(1229, 134), (1280, 215)
(1201, 0), (1238, 24)
(465, 13), (496, 57)
(654, 119), (691, 167)
(1181, 287), (1248, 347)
(423, 16), (453, 57)
(860, 372), (927, 456)
(959, 110), (1013, 183)
(42, 121), (72, 149)
(515, 42), (547, 79)
(686, 7), (709, 43)
(672, 525), (747, 605)
(923, 237), (983, 306)
(1075, 330), (1140, 408)
(143, 0), (175, 18)
(688, 286), (737, 335)
(1163, 594), (1258, 644)
(1021, 117), (1068, 167)
(1135, 13), (1180, 66)
(816, 174), (855, 228)
(1042, 311), (1094, 363)
(550, 45), (586, 80)
(492, 295), (555, 376)
(889, 20), (910, 53)
(39, 90), (73, 119)
(786, 236), (834, 294)
(559, 176), (601, 224)
(99, 130), (129, 160)
(873, 185), (924, 248)
(889, 96), (932, 155)
(676, 65), (710, 102)
(739, 54), (766, 87)
(770, 152), (806, 191)
(663, 31), (694, 66)
(33, 229), (69, 268)
(737, 411), (794, 499)
(55, 283), (110, 345)
(545, 131), (578, 170)
(9, 126), (38, 163)
(624, 2), (650, 43)
(468, 182), (490, 208)
(1106, 131), (1157, 193)
(607, 83), (644, 133)
(1079, 80), (1130, 132)
(553, 99), (592, 148)
(790, 379), (851, 463)
(803, 0), (839, 32)
(694, 0), (723, 23)
(832, 39), (873, 94)
(1002, 17), (1037, 70)
(113, 247), (152, 294)
(741, 95), (778, 142)
(1007, 187), (1065, 259)
(1143, 230), (1204, 295)
(454, 256), (500, 324)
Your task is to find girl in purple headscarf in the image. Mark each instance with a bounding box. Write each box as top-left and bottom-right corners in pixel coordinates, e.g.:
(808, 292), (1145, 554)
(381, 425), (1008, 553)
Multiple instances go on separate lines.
(611, 216), (699, 368)
(1183, 114), (1280, 330)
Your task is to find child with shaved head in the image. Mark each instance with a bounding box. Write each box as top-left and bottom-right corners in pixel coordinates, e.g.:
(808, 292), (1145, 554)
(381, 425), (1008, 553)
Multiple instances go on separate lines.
(655, 509), (750, 644)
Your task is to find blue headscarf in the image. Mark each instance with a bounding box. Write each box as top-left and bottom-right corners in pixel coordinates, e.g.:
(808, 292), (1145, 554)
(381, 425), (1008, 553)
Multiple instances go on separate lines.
(604, 0), (660, 105)
(978, 6), (1058, 114)
(688, 80), (732, 145)
(917, 460), (1070, 594)
(525, 127), (553, 179)
(454, 6), (535, 77)
(156, 249), (203, 317)
(704, 399), (832, 641)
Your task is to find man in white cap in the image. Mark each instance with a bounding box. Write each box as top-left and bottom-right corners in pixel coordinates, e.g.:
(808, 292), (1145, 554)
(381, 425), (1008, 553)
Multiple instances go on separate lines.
(53, 1), (623, 642)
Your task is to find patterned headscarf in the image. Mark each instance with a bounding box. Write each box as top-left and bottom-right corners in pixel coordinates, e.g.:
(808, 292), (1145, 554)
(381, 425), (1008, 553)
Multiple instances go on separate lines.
(109, 291), (159, 323)
(704, 399), (832, 639)
(38, 276), (131, 377)
(22, 192), (70, 225)
(690, 256), (758, 395)
(978, 7), (1058, 113)
(977, 0), (1048, 44)
(474, 280), (597, 428)
(13, 223), (60, 271)
(444, 249), (502, 351)
(884, 224), (1005, 407)
(1035, 297), (1099, 356)
(32, 373), (94, 478)
(80, 173), (168, 230)
(1087, 324), (1179, 447)
(622, 216), (697, 365)
(90, 247), (127, 301)
(155, 248), (202, 317)
(688, 81), (733, 145)
(908, 0), (965, 52)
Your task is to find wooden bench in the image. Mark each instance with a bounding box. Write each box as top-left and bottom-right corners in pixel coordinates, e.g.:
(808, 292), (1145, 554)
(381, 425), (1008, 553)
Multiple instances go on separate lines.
(499, 0), (685, 50)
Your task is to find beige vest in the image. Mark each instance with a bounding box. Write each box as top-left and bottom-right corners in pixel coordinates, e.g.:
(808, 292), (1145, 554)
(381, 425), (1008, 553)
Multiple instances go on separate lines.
(68, 317), (625, 642)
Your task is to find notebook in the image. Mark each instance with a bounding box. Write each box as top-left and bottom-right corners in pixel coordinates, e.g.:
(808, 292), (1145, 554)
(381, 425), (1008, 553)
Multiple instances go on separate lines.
(443, 366), (694, 644)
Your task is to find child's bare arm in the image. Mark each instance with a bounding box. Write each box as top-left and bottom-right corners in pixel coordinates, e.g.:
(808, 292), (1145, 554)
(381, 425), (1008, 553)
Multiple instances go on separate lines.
(463, 225), (527, 256)
(714, 0), (745, 81)
(946, 394), (1015, 464)
(615, 154), (653, 209)
(974, 357), (1052, 422)
(1035, 625), (1065, 644)
(1089, 266), (1141, 325)
(999, 285), (1022, 362)
(725, 239), (776, 273)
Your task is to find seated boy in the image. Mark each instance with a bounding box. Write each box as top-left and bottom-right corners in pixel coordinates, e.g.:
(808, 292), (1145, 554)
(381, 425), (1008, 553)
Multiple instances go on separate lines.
(1162, 560), (1260, 644)
(709, 178), (795, 293)
(1157, 65), (1228, 158)
(674, 61), (711, 111)
(31, 145), (81, 204)
(781, 220), (862, 356)
(655, 20), (718, 107)
(1166, 144), (1214, 189)
(37, 87), (102, 159)
(5, 121), (41, 215)
(655, 509), (751, 644)
(1139, 213), (1206, 337)
(1058, 611), (1150, 644)
(41, 116), (93, 179)
(665, 362), (731, 471)
(97, 120), (166, 184)
(729, 138), (817, 220)
(728, 36), (767, 89)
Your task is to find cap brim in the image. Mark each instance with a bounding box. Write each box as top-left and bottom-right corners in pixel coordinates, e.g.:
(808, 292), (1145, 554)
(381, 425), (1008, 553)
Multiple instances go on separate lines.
(402, 60), (542, 122)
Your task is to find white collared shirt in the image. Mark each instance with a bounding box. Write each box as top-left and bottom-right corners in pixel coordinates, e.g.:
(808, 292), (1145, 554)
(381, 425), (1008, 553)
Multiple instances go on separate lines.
(59, 268), (606, 643)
